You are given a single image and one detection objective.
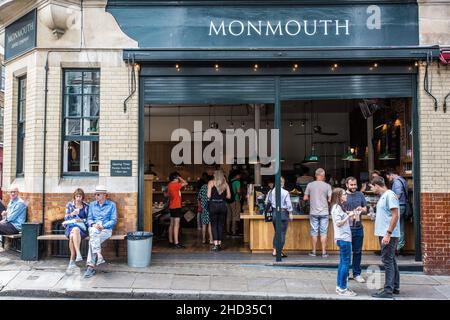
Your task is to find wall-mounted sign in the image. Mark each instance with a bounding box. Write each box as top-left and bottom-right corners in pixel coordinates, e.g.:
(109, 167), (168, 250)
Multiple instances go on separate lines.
(107, 3), (418, 48)
(111, 160), (132, 176)
(5, 9), (37, 61)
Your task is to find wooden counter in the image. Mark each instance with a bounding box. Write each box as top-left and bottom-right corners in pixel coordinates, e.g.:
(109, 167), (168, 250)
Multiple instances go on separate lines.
(241, 213), (415, 252)
(144, 175), (154, 232)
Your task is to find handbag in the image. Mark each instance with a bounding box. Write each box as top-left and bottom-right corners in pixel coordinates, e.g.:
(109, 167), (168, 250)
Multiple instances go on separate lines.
(62, 218), (87, 232)
(399, 178), (413, 219)
(264, 190), (273, 222)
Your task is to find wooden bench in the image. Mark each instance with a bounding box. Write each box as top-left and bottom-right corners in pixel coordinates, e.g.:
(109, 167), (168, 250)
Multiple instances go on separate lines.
(37, 234), (126, 257)
(1, 234), (22, 250)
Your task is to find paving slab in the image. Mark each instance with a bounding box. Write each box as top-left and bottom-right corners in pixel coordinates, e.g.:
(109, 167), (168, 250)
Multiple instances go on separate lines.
(132, 273), (174, 289)
(285, 278), (327, 294)
(210, 276), (248, 292)
(433, 285), (450, 299)
(395, 284), (447, 299)
(171, 275), (211, 291)
(91, 272), (137, 288)
(400, 274), (441, 285)
(0, 271), (20, 287)
(430, 276), (450, 285)
(247, 277), (287, 293)
(5, 270), (65, 290)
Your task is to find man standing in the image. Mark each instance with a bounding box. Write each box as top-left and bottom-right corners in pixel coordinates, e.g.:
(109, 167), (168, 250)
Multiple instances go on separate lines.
(386, 169), (408, 254)
(371, 176), (400, 299)
(343, 177), (367, 283)
(227, 171), (241, 236)
(84, 185), (117, 278)
(0, 186), (27, 235)
(304, 168), (332, 257)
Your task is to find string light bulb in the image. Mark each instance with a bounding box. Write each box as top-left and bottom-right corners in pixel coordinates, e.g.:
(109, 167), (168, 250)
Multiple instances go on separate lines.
(214, 64), (219, 70)
(253, 64), (259, 71)
(293, 63), (299, 71)
(414, 61), (419, 67)
(241, 121), (246, 127)
(373, 63), (378, 68)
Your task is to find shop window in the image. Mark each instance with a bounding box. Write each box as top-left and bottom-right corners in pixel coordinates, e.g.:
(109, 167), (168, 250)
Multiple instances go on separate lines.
(1, 64), (5, 92)
(62, 70), (100, 175)
(16, 76), (26, 176)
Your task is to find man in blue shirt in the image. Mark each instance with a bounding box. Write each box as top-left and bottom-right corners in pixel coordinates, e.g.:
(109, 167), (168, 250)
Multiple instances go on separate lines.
(371, 176), (400, 299)
(343, 177), (367, 283)
(386, 169), (408, 254)
(84, 185), (117, 278)
(0, 186), (27, 235)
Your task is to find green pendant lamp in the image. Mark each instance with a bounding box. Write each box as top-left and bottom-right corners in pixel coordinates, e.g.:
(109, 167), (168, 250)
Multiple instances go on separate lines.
(302, 144), (320, 164)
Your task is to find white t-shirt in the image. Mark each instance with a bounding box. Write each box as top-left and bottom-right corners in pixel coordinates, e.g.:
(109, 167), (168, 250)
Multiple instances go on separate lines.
(331, 204), (352, 242)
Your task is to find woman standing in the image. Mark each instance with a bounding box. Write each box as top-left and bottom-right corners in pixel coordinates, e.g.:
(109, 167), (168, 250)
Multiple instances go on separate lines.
(207, 170), (231, 251)
(198, 175), (214, 245)
(331, 188), (357, 297)
(64, 188), (89, 269)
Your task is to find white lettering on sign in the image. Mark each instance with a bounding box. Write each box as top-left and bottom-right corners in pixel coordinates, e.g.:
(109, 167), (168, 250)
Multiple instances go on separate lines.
(367, 5), (381, 30)
(209, 19), (352, 37)
(7, 22), (34, 44)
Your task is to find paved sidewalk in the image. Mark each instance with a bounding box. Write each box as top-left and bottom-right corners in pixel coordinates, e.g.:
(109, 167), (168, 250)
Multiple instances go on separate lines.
(0, 250), (449, 300)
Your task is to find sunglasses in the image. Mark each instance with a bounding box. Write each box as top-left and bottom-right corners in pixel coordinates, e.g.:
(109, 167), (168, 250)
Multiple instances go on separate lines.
(95, 193), (105, 196)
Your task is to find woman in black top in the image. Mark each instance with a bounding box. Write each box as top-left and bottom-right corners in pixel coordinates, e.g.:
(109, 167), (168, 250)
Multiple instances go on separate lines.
(207, 170), (231, 251)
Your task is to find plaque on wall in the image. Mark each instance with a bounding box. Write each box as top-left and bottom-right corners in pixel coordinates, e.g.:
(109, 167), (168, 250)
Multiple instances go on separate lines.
(111, 160), (132, 176)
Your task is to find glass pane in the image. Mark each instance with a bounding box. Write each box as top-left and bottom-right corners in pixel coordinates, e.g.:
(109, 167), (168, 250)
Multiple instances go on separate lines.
(83, 71), (100, 86)
(19, 101), (25, 122)
(20, 78), (26, 99)
(83, 95), (100, 117)
(65, 95), (82, 117)
(84, 119), (99, 135)
(83, 84), (100, 94)
(65, 119), (81, 136)
(89, 140), (99, 172)
(66, 140), (80, 172)
(65, 71), (83, 87)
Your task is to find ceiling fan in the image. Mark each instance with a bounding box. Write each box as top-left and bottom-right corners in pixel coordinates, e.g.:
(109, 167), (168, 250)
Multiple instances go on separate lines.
(296, 125), (338, 136)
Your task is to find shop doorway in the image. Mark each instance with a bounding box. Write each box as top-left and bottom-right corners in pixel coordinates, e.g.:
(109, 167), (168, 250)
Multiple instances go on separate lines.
(139, 69), (419, 257)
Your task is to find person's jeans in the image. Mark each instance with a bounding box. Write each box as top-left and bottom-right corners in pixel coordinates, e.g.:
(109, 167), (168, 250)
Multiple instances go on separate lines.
(272, 210), (289, 251)
(337, 240), (352, 290)
(87, 227), (112, 266)
(397, 205), (406, 251)
(380, 236), (400, 294)
(351, 227), (364, 277)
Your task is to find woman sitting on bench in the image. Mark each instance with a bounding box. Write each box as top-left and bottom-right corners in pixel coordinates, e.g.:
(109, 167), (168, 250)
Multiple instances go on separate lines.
(63, 188), (89, 269)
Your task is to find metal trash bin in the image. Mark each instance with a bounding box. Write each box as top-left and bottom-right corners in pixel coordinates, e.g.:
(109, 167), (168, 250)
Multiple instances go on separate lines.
(127, 231), (153, 267)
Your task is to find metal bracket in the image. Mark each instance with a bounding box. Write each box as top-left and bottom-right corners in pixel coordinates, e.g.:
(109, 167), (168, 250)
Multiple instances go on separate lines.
(123, 54), (137, 113)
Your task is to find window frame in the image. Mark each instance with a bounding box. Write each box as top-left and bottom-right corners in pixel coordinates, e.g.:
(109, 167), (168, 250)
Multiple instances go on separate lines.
(16, 75), (26, 177)
(61, 68), (100, 177)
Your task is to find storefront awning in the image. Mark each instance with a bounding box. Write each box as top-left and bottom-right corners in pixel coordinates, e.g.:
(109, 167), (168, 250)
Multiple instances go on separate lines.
(124, 46), (440, 62)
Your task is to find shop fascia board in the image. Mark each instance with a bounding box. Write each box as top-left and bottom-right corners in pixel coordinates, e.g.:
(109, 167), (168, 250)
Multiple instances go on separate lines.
(124, 46), (440, 62)
(107, 0), (419, 6)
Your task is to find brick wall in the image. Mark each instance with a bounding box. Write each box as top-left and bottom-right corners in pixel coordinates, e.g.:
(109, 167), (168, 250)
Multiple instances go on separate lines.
(418, 63), (450, 274)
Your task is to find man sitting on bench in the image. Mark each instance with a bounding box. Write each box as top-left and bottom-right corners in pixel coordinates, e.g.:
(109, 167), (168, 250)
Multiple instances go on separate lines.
(84, 185), (117, 278)
(0, 186), (27, 235)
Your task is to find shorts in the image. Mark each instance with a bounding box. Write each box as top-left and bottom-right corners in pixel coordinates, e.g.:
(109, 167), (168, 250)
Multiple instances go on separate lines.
(310, 215), (329, 236)
(170, 208), (183, 218)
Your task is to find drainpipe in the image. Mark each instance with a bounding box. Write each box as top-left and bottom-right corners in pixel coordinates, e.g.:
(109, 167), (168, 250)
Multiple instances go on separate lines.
(42, 53), (50, 228)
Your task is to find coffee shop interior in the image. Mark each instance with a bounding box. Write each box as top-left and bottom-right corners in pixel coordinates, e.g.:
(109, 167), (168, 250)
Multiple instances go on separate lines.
(143, 98), (415, 253)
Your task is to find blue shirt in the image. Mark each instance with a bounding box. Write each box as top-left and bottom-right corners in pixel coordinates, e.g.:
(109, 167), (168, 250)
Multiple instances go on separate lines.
(391, 176), (407, 205)
(6, 197), (27, 231)
(265, 188), (293, 212)
(375, 190), (400, 237)
(87, 200), (117, 230)
(343, 191), (367, 228)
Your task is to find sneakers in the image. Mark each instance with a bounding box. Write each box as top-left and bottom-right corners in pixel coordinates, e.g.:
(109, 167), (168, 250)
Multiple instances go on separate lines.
(336, 287), (357, 297)
(322, 253), (329, 258)
(67, 260), (76, 269)
(96, 255), (106, 266)
(308, 252), (317, 257)
(174, 243), (186, 249)
(371, 290), (393, 299)
(211, 245), (220, 252)
(83, 267), (96, 278)
(75, 254), (83, 262)
(354, 275), (366, 283)
(393, 289), (400, 295)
